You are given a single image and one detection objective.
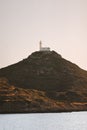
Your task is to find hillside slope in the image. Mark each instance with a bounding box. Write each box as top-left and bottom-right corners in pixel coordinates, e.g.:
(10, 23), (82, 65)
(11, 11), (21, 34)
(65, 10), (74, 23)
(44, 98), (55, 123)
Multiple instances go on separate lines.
(0, 78), (87, 113)
(0, 51), (87, 91)
(0, 51), (87, 113)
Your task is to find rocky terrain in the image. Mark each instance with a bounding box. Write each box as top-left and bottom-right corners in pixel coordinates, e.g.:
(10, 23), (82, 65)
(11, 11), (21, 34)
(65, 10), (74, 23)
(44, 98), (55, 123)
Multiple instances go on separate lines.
(0, 51), (87, 113)
(0, 78), (87, 113)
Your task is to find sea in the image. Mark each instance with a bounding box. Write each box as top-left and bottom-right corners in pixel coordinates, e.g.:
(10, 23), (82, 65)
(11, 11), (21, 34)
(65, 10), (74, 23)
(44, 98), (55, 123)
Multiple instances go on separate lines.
(0, 112), (87, 130)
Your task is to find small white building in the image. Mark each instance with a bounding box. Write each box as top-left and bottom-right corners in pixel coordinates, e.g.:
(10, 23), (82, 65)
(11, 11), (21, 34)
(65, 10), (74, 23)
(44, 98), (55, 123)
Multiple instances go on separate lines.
(39, 41), (50, 51)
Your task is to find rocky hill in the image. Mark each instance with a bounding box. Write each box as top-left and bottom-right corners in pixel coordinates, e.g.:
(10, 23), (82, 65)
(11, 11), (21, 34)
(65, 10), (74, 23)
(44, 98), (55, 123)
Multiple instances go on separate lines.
(0, 51), (87, 113)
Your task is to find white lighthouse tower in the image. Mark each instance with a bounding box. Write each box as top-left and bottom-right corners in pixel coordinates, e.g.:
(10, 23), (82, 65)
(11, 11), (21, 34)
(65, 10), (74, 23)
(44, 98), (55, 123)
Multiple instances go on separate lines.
(39, 41), (50, 51)
(39, 41), (42, 50)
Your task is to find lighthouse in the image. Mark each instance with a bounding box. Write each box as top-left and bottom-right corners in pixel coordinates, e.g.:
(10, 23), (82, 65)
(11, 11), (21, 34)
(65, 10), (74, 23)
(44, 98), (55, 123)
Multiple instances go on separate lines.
(39, 41), (50, 51)
(39, 41), (42, 50)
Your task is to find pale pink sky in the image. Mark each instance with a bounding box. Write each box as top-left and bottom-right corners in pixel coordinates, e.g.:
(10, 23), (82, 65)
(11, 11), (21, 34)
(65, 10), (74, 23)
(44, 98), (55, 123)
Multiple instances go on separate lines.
(0, 0), (87, 70)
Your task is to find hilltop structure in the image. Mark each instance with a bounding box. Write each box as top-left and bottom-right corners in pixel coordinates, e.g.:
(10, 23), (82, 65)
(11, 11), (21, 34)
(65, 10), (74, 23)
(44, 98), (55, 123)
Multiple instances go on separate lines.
(39, 41), (50, 51)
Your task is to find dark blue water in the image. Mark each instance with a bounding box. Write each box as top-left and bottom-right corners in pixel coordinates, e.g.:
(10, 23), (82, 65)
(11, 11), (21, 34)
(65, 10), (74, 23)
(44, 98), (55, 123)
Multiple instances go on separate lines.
(0, 112), (87, 130)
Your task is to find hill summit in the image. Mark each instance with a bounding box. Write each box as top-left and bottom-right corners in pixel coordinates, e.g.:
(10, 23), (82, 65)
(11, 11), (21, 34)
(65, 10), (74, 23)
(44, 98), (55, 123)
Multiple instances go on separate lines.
(0, 50), (87, 91)
(0, 50), (87, 113)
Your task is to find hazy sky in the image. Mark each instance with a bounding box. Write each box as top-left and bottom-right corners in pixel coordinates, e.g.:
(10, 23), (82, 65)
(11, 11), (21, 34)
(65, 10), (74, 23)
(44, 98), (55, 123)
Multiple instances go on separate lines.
(0, 0), (87, 70)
